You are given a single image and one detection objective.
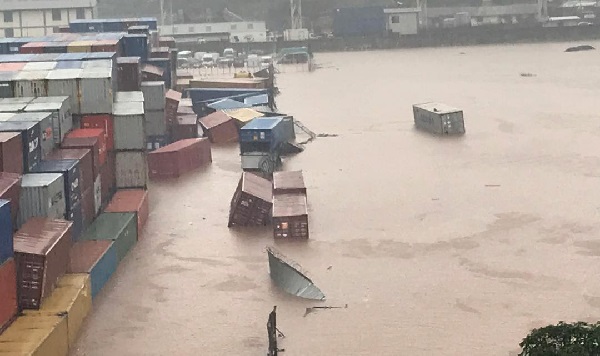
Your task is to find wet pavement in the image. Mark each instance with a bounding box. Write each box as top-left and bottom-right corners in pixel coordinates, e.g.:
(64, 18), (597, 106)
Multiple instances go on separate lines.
(72, 42), (600, 355)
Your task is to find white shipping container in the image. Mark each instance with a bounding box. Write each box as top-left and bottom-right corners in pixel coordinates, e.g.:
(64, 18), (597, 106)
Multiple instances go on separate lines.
(0, 97), (35, 104)
(79, 68), (113, 114)
(115, 91), (144, 103)
(47, 69), (82, 114)
(19, 173), (66, 227)
(145, 110), (166, 136)
(25, 96), (73, 144)
(113, 101), (146, 150)
(82, 60), (113, 69)
(93, 174), (101, 215)
(14, 71), (49, 98)
(23, 61), (57, 71)
(115, 151), (148, 189)
(141, 81), (165, 111)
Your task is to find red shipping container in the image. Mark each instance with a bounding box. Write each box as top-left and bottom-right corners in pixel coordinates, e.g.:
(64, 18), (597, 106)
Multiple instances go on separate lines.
(141, 64), (164, 82)
(0, 258), (17, 333)
(19, 42), (46, 54)
(105, 189), (149, 238)
(100, 152), (116, 205)
(148, 138), (212, 180)
(46, 148), (94, 194)
(164, 89), (182, 125)
(92, 40), (120, 54)
(81, 114), (115, 151)
(0, 173), (21, 228)
(158, 37), (176, 48)
(0, 132), (23, 174)
(171, 114), (198, 141)
(14, 218), (73, 310)
(199, 111), (239, 144)
(81, 187), (95, 229)
(116, 57), (142, 92)
(150, 47), (170, 59)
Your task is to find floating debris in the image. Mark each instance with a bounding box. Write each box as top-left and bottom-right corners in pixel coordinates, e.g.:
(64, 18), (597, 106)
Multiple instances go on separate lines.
(565, 45), (595, 52)
(520, 73), (536, 77)
(316, 133), (339, 138)
(267, 247), (325, 300)
(303, 304), (349, 317)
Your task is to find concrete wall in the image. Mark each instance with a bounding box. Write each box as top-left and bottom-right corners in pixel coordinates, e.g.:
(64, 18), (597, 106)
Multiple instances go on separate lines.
(0, 7), (94, 37)
(387, 13), (419, 35)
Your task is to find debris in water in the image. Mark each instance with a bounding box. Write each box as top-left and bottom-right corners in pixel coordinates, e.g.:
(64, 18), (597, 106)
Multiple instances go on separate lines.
(565, 45), (595, 52)
(327, 265), (333, 270)
(267, 247), (326, 300)
(485, 184), (501, 188)
(303, 304), (349, 317)
(520, 73), (536, 77)
(316, 133), (339, 138)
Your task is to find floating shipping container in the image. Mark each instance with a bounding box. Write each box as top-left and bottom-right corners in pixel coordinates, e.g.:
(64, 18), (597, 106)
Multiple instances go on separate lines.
(272, 193), (309, 239)
(116, 57), (142, 92)
(19, 173), (66, 226)
(412, 102), (466, 135)
(69, 240), (117, 299)
(25, 96), (73, 144)
(115, 151), (147, 189)
(0, 120), (42, 172)
(0, 132), (23, 174)
(0, 200), (12, 264)
(199, 111), (239, 144)
(141, 81), (165, 111)
(80, 114), (114, 151)
(112, 101), (145, 150)
(148, 138), (211, 180)
(14, 218), (72, 309)
(228, 172), (273, 227)
(171, 114), (198, 141)
(105, 189), (149, 237)
(273, 171), (307, 195)
(81, 212), (137, 263)
(0, 258), (17, 333)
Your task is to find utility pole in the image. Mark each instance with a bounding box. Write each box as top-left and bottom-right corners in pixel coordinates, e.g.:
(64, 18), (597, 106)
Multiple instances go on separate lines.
(290, 0), (302, 29)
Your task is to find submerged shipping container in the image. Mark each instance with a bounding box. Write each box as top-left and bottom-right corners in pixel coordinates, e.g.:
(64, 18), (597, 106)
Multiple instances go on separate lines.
(0, 120), (42, 172)
(199, 111), (239, 144)
(228, 172), (273, 227)
(171, 114), (198, 141)
(412, 102), (465, 135)
(0, 173), (21, 227)
(115, 151), (147, 189)
(112, 101), (145, 150)
(0, 132), (23, 174)
(0, 314), (69, 355)
(19, 173), (66, 226)
(147, 138), (211, 180)
(81, 212), (137, 263)
(141, 81), (165, 111)
(0, 258), (17, 333)
(14, 218), (72, 309)
(25, 96), (72, 144)
(105, 189), (149, 237)
(273, 170), (307, 195)
(69, 240), (117, 299)
(272, 193), (309, 239)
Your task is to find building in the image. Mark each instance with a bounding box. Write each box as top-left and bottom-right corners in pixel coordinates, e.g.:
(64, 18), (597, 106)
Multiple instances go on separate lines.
(384, 8), (420, 35)
(0, 0), (97, 37)
(158, 21), (268, 43)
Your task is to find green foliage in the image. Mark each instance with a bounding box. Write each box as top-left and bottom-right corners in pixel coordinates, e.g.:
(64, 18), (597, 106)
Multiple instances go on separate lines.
(520, 322), (600, 356)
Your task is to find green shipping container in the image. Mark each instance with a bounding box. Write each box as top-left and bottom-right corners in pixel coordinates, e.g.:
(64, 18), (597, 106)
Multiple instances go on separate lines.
(81, 212), (137, 263)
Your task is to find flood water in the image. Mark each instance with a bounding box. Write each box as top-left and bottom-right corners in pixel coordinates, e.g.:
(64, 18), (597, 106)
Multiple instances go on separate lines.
(72, 42), (600, 356)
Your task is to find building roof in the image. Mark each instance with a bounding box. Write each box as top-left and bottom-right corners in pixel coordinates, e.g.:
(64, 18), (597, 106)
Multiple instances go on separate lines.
(0, 0), (97, 11)
(384, 7), (422, 14)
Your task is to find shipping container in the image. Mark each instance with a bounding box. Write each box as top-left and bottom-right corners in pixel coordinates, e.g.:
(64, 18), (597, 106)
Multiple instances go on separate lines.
(81, 59), (112, 70)
(92, 40), (120, 54)
(199, 111), (239, 144)
(44, 42), (69, 54)
(105, 189), (149, 237)
(93, 175), (101, 215)
(333, 6), (386, 37)
(69, 240), (117, 299)
(55, 60), (83, 69)
(116, 57), (142, 92)
(0, 314), (68, 355)
(68, 41), (93, 53)
(0, 72), (15, 99)
(0, 258), (17, 333)
(32, 160), (81, 215)
(70, 20), (105, 33)
(66, 200), (84, 241)
(228, 172), (273, 227)
(128, 25), (150, 35)
(158, 36), (176, 48)
(5, 112), (55, 158)
(80, 114), (114, 151)
(148, 138), (211, 180)
(150, 47), (170, 59)
(0, 120), (42, 172)
(81, 187), (94, 229)
(141, 63), (164, 82)
(19, 173), (66, 226)
(65, 128), (107, 166)
(146, 58), (171, 89)
(0, 173), (21, 228)
(412, 102), (466, 135)
(14, 70), (49, 97)
(78, 68), (113, 114)
(0, 200), (12, 264)
(112, 101), (145, 150)
(0, 132), (23, 174)
(145, 110), (166, 136)
(81, 212), (137, 263)
(273, 171), (307, 195)
(25, 96), (73, 144)
(122, 34), (148, 61)
(45, 148), (93, 194)
(23, 61), (57, 71)
(272, 193), (309, 239)
(164, 89), (181, 125)
(171, 114), (198, 141)
(20, 42), (46, 54)
(23, 274), (91, 348)
(141, 81), (165, 111)
(14, 218), (72, 309)
(100, 152), (116, 205)
(115, 91), (144, 103)
(147, 134), (170, 151)
(115, 151), (147, 189)
(239, 117), (287, 152)
(46, 69), (82, 114)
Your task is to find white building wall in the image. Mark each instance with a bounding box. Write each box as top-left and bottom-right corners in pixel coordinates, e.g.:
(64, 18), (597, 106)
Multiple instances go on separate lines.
(159, 21), (269, 42)
(387, 13), (419, 35)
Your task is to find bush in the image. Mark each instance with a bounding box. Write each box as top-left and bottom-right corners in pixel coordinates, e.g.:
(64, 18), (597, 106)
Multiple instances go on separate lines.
(519, 321), (600, 356)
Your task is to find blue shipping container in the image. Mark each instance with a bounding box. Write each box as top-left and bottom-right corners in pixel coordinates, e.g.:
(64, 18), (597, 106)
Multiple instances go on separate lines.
(90, 241), (117, 298)
(239, 117), (287, 152)
(333, 6), (386, 37)
(0, 199), (12, 265)
(32, 159), (82, 214)
(0, 121), (42, 172)
(123, 34), (148, 61)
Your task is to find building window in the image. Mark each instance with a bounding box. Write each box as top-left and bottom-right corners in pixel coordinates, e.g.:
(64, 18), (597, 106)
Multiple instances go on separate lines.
(52, 9), (62, 21)
(247, 23), (254, 29)
(173, 27), (178, 33)
(392, 16), (400, 24)
(52, 27), (60, 33)
(76, 8), (85, 20)
(206, 25), (212, 32)
(231, 24), (237, 30)
(3, 12), (13, 23)
(4, 28), (13, 37)
(188, 26), (194, 33)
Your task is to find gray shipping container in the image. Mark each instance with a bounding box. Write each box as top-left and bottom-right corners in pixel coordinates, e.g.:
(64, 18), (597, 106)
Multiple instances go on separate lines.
(19, 173), (66, 227)
(47, 69), (81, 115)
(145, 110), (166, 136)
(412, 102), (466, 135)
(0, 72), (16, 99)
(141, 81), (165, 111)
(1, 112), (55, 158)
(79, 68), (113, 114)
(0, 97), (34, 104)
(115, 91), (144, 103)
(115, 151), (148, 189)
(14, 71), (49, 98)
(93, 175), (101, 215)
(25, 96), (72, 145)
(112, 101), (146, 150)
(0, 102), (28, 112)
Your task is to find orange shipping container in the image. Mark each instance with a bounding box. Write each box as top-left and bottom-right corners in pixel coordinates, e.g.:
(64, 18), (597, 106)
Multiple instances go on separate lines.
(104, 189), (149, 238)
(0, 258), (18, 333)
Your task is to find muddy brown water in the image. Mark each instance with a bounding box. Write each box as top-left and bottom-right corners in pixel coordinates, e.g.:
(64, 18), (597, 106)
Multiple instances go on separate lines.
(72, 42), (600, 355)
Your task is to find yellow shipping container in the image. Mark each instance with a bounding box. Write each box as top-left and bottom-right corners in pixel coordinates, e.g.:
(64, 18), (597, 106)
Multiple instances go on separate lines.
(23, 274), (91, 348)
(0, 315), (68, 356)
(67, 41), (93, 53)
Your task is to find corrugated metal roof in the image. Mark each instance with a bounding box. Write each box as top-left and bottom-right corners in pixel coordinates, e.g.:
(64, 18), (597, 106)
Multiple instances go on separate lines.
(244, 94), (269, 106)
(241, 117), (283, 130)
(207, 98), (251, 111)
(267, 247), (325, 300)
(225, 108), (264, 123)
(113, 101), (144, 116)
(22, 62), (57, 71)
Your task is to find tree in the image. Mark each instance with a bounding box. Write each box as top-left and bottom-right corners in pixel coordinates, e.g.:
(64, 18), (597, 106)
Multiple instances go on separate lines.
(519, 321), (600, 356)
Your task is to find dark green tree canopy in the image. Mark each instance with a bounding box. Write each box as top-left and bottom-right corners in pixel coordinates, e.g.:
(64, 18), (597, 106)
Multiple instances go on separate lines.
(520, 322), (600, 356)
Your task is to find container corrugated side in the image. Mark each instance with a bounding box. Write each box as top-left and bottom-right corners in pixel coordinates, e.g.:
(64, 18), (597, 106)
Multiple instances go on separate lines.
(112, 102), (146, 150)
(78, 68), (113, 114)
(115, 151), (148, 189)
(18, 173), (66, 226)
(0, 200), (12, 264)
(8, 112), (55, 158)
(46, 69), (81, 115)
(0, 258), (17, 333)
(25, 97), (73, 144)
(80, 212), (137, 263)
(69, 240), (117, 299)
(105, 189), (149, 238)
(0, 314), (68, 356)
(145, 109), (166, 136)
(141, 81), (165, 111)
(0, 131), (23, 174)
